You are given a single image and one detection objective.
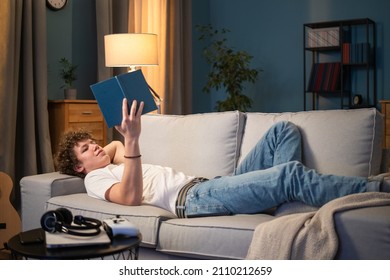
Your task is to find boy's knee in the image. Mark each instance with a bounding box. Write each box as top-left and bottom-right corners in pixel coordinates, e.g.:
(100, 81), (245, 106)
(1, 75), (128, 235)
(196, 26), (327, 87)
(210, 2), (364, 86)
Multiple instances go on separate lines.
(272, 121), (299, 134)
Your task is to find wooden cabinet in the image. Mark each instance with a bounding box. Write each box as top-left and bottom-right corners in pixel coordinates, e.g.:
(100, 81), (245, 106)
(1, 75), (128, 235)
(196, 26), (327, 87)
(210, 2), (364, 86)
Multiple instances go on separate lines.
(380, 100), (390, 148)
(48, 100), (107, 154)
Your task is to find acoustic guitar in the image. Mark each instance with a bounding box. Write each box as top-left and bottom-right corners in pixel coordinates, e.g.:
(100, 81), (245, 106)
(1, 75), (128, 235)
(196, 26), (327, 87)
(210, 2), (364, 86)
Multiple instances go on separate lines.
(0, 172), (21, 249)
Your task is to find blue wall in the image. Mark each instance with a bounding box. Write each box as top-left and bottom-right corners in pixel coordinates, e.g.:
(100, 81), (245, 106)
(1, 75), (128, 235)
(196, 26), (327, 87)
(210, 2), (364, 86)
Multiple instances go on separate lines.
(46, 0), (390, 113)
(47, 0), (96, 100)
(192, 0), (390, 113)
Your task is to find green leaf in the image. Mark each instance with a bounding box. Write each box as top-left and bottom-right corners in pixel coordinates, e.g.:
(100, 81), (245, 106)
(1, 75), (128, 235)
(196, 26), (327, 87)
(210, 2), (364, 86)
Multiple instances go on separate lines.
(196, 25), (261, 112)
(59, 57), (78, 89)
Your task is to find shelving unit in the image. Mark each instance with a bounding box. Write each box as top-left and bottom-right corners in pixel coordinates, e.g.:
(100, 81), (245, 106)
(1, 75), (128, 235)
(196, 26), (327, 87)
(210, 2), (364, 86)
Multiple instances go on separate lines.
(303, 18), (376, 110)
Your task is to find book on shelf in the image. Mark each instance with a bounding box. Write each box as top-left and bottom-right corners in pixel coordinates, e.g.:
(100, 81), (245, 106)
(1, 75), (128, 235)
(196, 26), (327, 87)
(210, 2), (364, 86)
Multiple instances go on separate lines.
(306, 27), (339, 48)
(342, 42), (371, 64)
(90, 70), (158, 128)
(307, 62), (341, 92)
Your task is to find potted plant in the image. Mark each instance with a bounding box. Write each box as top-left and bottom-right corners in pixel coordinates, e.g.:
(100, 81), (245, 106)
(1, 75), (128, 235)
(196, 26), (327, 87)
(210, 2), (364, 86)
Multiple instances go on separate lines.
(59, 57), (78, 99)
(197, 25), (259, 112)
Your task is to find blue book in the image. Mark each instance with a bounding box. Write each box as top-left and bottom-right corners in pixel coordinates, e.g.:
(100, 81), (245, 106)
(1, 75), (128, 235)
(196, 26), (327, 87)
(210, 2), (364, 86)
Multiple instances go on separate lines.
(90, 70), (158, 128)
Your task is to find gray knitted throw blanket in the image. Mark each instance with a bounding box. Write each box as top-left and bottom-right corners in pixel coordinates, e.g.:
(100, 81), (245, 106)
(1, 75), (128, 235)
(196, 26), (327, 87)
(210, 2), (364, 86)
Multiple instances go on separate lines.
(246, 192), (390, 259)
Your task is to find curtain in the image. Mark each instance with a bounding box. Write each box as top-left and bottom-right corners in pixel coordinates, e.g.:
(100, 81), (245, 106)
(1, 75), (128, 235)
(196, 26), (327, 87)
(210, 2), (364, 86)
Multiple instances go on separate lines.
(96, 0), (130, 83)
(96, 0), (192, 115)
(0, 0), (54, 210)
(96, 0), (131, 143)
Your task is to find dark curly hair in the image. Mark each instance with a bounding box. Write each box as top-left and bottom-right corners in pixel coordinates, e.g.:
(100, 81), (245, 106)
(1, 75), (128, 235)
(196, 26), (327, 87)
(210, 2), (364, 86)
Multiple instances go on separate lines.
(54, 130), (93, 178)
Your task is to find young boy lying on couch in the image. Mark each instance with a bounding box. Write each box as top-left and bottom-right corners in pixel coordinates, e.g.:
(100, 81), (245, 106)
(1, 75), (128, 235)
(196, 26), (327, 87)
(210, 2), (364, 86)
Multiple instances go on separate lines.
(55, 98), (387, 218)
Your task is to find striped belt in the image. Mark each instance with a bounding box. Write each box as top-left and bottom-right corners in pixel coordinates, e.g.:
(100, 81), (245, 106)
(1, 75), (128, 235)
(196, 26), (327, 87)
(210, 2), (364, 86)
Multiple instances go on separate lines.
(175, 177), (208, 218)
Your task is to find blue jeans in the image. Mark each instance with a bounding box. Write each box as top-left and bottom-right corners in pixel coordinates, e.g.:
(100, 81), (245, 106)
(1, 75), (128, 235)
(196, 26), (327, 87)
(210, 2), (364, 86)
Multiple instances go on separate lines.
(185, 121), (378, 217)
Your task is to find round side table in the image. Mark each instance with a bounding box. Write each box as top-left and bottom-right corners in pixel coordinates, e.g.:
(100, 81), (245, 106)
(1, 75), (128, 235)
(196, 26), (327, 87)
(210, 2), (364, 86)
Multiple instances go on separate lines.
(7, 228), (141, 260)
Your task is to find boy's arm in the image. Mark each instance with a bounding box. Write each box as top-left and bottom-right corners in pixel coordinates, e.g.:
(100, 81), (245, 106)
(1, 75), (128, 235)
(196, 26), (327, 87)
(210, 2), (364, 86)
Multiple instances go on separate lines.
(103, 141), (125, 164)
(104, 99), (144, 206)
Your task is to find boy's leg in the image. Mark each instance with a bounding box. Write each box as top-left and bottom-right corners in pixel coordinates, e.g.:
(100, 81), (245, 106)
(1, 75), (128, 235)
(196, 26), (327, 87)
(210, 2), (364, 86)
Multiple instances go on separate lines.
(185, 161), (379, 217)
(235, 121), (302, 175)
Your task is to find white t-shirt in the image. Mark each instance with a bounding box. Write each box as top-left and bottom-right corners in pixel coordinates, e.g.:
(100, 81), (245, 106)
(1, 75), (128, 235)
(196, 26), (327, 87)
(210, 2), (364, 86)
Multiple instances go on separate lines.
(85, 163), (195, 214)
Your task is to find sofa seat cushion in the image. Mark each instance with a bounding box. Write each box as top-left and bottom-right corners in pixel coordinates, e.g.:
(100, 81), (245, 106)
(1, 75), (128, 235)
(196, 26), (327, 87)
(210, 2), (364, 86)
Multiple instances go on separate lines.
(273, 201), (319, 216)
(45, 194), (176, 247)
(241, 108), (383, 177)
(156, 214), (275, 259)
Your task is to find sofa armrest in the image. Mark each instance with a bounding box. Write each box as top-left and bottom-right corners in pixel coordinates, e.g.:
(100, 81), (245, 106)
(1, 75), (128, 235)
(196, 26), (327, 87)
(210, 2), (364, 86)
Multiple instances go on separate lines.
(20, 172), (85, 231)
(335, 205), (390, 259)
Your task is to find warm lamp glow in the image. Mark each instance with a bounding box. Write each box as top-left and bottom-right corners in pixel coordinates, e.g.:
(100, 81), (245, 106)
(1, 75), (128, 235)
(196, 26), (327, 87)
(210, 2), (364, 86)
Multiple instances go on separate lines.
(104, 33), (158, 68)
(104, 33), (162, 113)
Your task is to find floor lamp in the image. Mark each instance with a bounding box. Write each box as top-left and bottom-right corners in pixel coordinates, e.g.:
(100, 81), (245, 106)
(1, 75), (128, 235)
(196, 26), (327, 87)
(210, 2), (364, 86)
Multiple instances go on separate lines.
(104, 33), (162, 113)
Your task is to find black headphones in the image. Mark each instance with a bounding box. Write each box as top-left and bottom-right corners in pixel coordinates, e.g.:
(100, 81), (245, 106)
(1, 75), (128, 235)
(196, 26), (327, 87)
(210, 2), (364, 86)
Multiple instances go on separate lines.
(40, 208), (102, 236)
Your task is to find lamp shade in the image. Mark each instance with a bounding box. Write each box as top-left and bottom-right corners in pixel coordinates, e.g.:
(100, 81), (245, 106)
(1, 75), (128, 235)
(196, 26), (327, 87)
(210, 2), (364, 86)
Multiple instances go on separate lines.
(104, 33), (158, 67)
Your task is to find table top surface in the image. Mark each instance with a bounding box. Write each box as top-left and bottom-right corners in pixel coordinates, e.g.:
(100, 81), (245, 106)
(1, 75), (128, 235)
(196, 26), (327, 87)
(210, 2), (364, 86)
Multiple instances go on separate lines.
(7, 228), (141, 260)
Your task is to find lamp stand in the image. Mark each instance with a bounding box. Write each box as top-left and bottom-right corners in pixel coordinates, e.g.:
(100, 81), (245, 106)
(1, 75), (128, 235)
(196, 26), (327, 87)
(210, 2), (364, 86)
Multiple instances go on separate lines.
(148, 85), (162, 114)
(127, 67), (162, 114)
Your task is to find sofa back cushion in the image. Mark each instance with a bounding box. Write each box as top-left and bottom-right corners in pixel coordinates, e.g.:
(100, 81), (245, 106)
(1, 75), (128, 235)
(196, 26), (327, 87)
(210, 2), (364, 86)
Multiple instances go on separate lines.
(140, 111), (245, 178)
(240, 108), (383, 177)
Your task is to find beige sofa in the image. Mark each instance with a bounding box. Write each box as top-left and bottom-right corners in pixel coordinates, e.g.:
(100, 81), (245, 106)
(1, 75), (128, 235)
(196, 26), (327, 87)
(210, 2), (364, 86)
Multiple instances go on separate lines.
(20, 108), (390, 259)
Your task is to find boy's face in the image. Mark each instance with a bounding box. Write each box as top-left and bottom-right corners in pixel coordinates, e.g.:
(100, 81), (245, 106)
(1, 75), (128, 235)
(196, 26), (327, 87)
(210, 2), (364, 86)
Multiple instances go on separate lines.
(73, 139), (110, 174)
